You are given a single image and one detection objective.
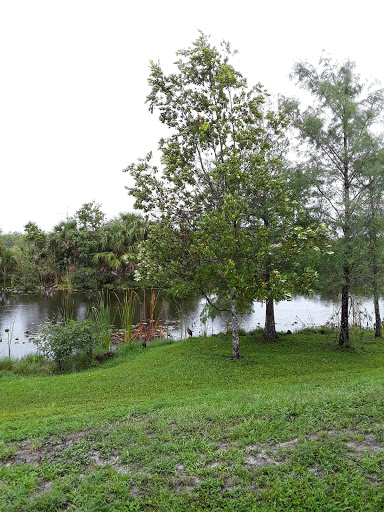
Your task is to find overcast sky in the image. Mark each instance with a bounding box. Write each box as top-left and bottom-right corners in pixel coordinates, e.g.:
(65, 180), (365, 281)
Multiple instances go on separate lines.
(1, 0), (383, 233)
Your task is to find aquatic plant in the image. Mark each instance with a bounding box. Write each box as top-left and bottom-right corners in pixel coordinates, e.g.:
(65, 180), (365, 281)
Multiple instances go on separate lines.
(58, 292), (75, 323)
(116, 289), (138, 343)
(63, 266), (74, 290)
(115, 288), (168, 347)
(90, 293), (113, 351)
(4, 320), (15, 358)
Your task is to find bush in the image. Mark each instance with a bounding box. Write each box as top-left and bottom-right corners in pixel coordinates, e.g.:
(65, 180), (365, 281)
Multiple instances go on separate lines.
(37, 319), (101, 372)
(72, 266), (100, 290)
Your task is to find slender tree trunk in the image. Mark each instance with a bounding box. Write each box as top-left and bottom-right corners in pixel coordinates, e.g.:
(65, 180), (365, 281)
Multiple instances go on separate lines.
(369, 194), (382, 338)
(263, 295), (278, 339)
(373, 287), (382, 338)
(231, 294), (240, 359)
(339, 132), (351, 348)
(339, 264), (350, 346)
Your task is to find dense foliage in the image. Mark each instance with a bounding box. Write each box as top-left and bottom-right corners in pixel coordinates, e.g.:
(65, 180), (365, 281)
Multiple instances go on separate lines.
(127, 34), (329, 354)
(1, 38), (384, 348)
(0, 203), (149, 292)
(37, 318), (101, 372)
(284, 57), (384, 345)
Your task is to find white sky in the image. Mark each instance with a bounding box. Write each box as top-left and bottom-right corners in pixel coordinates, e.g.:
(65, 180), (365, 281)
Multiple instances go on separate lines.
(1, 0), (383, 233)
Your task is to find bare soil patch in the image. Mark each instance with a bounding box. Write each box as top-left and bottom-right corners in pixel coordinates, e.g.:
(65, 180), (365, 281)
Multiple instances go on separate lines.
(2, 424), (383, 494)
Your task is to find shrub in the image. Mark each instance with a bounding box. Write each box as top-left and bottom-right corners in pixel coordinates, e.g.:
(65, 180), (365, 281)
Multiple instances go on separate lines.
(72, 266), (100, 290)
(37, 319), (101, 372)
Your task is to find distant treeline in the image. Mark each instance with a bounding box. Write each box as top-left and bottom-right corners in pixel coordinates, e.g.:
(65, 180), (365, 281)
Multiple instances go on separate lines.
(0, 202), (150, 291)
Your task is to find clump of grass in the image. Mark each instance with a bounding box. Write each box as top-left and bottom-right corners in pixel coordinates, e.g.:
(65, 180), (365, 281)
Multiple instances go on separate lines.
(0, 354), (54, 376)
(135, 288), (168, 347)
(58, 292), (75, 323)
(91, 293), (113, 350)
(62, 265), (74, 290)
(0, 357), (13, 371)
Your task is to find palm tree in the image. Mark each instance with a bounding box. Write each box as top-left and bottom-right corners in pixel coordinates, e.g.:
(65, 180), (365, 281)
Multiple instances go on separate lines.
(93, 213), (150, 281)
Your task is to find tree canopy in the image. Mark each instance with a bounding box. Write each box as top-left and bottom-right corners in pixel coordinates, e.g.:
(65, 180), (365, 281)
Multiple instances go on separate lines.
(127, 33), (327, 357)
(285, 56), (384, 345)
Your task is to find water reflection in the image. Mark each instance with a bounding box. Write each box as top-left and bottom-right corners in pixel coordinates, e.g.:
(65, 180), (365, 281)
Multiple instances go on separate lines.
(0, 290), (379, 359)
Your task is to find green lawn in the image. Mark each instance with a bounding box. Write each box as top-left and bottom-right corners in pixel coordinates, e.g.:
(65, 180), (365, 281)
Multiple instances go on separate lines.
(1, 329), (384, 511)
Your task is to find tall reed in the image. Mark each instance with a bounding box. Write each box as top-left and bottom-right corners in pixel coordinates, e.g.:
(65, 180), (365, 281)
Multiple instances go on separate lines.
(59, 292), (75, 323)
(115, 288), (168, 347)
(63, 266), (74, 290)
(91, 293), (113, 350)
(116, 289), (138, 344)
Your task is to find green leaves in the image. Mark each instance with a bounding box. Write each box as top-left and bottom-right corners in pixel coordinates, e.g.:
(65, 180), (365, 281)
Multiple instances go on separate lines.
(37, 319), (100, 372)
(126, 33), (331, 351)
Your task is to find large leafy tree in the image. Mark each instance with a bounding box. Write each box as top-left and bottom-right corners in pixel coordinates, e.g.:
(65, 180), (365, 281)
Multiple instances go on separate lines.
(24, 221), (47, 253)
(252, 147), (328, 339)
(48, 219), (80, 271)
(22, 222), (54, 288)
(286, 57), (384, 346)
(127, 34), (324, 357)
(49, 203), (105, 273)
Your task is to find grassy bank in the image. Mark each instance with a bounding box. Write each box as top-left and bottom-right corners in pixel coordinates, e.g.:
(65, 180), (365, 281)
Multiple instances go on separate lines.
(1, 329), (384, 511)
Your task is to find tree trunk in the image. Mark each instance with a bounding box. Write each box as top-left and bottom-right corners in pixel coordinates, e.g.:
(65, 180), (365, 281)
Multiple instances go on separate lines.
(339, 264), (350, 346)
(373, 289), (382, 338)
(263, 295), (278, 339)
(231, 294), (240, 359)
(370, 231), (382, 338)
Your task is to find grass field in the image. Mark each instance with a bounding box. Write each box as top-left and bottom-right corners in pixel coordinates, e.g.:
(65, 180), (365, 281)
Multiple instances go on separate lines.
(1, 328), (384, 511)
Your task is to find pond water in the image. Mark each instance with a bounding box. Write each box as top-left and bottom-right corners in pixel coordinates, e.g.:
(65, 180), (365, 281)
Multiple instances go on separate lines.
(0, 290), (379, 359)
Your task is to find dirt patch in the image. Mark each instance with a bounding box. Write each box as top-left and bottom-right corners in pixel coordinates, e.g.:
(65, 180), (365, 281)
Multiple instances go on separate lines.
(3, 424), (384, 496)
(245, 438), (298, 467)
(317, 429), (384, 454)
(346, 433), (384, 453)
(2, 430), (93, 467)
(37, 480), (54, 494)
(308, 466), (326, 478)
(89, 451), (130, 474)
(4, 445), (42, 466)
(244, 429), (384, 469)
(129, 486), (144, 498)
(172, 474), (201, 493)
(221, 478), (235, 492)
(245, 452), (280, 467)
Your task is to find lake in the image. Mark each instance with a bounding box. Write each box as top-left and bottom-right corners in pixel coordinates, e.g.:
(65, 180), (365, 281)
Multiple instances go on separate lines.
(0, 290), (378, 359)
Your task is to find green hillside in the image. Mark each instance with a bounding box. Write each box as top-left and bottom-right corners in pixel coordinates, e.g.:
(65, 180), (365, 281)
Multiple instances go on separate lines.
(1, 330), (384, 511)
